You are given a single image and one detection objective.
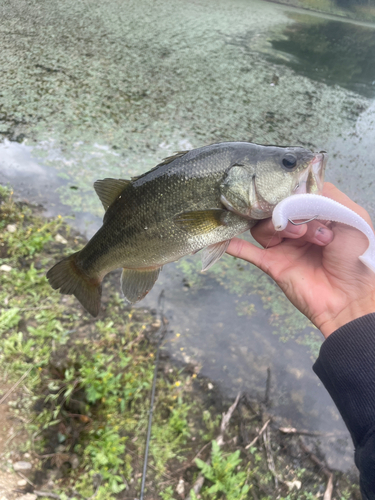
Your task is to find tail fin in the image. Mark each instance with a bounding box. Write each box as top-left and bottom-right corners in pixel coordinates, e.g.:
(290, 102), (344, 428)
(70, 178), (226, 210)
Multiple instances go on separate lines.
(47, 251), (102, 317)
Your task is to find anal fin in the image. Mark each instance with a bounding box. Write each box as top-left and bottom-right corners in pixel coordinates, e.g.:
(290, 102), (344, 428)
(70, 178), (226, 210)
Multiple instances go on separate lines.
(201, 240), (231, 272)
(121, 267), (162, 303)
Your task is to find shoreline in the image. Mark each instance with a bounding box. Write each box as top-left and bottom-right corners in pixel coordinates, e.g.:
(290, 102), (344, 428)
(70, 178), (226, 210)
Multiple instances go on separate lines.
(0, 184), (360, 499)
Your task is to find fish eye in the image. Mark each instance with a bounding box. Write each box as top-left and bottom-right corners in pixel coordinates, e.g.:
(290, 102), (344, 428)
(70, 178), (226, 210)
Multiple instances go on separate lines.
(282, 154), (297, 169)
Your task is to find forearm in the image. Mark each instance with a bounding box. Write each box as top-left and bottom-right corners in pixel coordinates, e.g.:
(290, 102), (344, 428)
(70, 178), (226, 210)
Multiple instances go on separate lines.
(313, 313), (375, 498)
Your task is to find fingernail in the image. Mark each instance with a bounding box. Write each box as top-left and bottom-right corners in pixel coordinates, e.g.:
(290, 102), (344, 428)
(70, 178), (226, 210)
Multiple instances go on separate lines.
(285, 224), (304, 236)
(315, 226), (333, 244)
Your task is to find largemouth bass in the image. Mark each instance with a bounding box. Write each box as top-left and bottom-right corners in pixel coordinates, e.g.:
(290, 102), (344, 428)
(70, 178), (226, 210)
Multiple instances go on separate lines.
(47, 142), (326, 316)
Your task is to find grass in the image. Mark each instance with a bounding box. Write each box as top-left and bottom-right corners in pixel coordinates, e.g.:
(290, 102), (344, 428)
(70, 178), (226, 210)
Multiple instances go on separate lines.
(0, 184), (361, 499)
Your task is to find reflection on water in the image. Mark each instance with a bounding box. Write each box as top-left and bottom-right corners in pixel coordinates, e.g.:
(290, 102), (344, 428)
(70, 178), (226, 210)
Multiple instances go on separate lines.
(269, 14), (375, 97)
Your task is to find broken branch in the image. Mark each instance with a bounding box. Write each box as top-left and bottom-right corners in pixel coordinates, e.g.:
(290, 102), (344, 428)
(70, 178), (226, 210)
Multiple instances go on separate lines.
(299, 437), (333, 500)
(245, 418), (271, 450)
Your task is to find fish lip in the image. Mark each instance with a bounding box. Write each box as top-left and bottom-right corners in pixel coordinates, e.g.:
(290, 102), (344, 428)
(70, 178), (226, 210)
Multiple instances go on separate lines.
(293, 152), (327, 195)
(311, 152), (327, 194)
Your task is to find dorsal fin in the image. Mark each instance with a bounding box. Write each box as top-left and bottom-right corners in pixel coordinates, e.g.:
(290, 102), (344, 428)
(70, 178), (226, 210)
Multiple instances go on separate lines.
(93, 178), (131, 211)
(158, 150), (190, 166)
(131, 150), (189, 181)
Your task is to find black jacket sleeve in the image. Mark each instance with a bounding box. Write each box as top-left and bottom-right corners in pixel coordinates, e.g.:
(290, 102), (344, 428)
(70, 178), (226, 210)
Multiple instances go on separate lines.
(313, 313), (375, 500)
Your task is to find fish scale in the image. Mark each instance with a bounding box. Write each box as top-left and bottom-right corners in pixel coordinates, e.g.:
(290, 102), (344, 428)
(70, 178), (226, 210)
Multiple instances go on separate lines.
(47, 141), (326, 316)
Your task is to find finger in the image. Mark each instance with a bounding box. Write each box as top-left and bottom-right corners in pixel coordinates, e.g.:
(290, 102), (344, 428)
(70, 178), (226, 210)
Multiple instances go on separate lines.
(301, 221), (334, 246)
(226, 237), (266, 269)
(252, 218), (334, 248)
(251, 218), (307, 248)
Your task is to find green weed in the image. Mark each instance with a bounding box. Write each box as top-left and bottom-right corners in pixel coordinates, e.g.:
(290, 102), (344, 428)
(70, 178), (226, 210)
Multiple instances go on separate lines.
(190, 440), (250, 500)
(201, 409), (221, 441)
(160, 486), (176, 500)
(0, 186), (360, 499)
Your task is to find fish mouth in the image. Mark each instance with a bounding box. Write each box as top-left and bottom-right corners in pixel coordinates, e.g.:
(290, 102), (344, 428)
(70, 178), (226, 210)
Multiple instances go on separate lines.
(293, 152), (327, 195)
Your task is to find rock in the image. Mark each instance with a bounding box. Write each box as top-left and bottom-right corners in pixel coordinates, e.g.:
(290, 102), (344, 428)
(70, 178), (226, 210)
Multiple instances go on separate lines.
(13, 461), (32, 472)
(16, 495), (37, 500)
(70, 454), (79, 470)
(286, 480), (302, 491)
(6, 224), (17, 233)
(207, 382), (213, 390)
(55, 233), (68, 244)
(17, 479), (27, 486)
(0, 265), (12, 272)
(176, 478), (185, 497)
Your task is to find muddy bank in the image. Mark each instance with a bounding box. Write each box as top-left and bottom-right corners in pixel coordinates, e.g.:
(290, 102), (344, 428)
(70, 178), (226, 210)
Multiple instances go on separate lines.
(0, 188), (361, 499)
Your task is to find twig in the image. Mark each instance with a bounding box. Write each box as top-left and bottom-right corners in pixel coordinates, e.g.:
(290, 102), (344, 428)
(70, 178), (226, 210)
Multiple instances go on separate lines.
(173, 442), (212, 474)
(17, 471), (35, 487)
(18, 305), (55, 312)
(2, 304), (54, 312)
(324, 474), (334, 500)
(242, 393), (258, 415)
(245, 419), (271, 449)
(299, 437), (333, 500)
(264, 367), (271, 407)
(188, 475), (205, 497)
(125, 332), (144, 351)
(0, 365), (33, 405)
(299, 438), (332, 477)
(34, 491), (61, 499)
(186, 392), (241, 500)
(2, 431), (18, 451)
(280, 427), (324, 436)
(263, 426), (283, 488)
(216, 392), (241, 446)
(279, 427), (345, 438)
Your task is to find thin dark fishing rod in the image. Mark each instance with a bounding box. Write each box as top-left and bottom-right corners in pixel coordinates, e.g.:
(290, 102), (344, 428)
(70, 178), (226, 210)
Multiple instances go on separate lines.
(139, 291), (166, 500)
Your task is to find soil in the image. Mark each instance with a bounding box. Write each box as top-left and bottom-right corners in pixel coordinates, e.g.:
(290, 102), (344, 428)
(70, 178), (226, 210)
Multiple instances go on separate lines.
(0, 388), (30, 500)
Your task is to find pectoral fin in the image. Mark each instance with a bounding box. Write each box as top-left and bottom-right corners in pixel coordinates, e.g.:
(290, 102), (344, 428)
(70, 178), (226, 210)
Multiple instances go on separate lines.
(121, 267), (162, 303)
(174, 209), (229, 234)
(201, 240), (231, 272)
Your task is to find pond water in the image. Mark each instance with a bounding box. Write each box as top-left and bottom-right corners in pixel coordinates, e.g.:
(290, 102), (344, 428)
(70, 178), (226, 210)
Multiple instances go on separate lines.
(1, 0), (375, 472)
(268, 15), (375, 97)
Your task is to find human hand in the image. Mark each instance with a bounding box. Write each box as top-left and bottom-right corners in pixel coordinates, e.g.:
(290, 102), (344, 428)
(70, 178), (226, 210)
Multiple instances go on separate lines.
(226, 183), (375, 338)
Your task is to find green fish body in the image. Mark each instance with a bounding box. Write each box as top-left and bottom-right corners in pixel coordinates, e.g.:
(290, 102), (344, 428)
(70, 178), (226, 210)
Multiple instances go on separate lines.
(47, 142), (326, 316)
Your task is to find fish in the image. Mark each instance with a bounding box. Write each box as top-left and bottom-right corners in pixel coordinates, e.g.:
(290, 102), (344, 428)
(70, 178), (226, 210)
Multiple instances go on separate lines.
(47, 141), (327, 317)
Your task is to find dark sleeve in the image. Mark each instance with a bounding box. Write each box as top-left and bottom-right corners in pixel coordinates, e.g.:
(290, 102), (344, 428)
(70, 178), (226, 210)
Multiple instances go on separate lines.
(313, 313), (375, 500)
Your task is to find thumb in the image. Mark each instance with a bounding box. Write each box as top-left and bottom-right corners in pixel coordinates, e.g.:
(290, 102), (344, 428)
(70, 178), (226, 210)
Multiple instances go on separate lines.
(226, 237), (266, 270)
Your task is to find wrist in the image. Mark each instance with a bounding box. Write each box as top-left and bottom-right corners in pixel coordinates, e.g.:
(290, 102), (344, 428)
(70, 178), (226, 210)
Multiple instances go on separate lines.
(318, 299), (375, 339)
